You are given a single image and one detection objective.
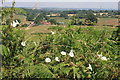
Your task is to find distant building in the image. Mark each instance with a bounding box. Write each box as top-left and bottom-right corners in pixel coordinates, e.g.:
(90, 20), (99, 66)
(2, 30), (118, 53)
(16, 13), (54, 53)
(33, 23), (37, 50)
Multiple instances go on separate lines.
(93, 13), (108, 16)
(46, 15), (51, 17)
(67, 14), (76, 17)
(93, 13), (97, 16)
(115, 15), (120, 17)
(47, 13), (60, 17)
(40, 21), (51, 25)
(99, 13), (108, 16)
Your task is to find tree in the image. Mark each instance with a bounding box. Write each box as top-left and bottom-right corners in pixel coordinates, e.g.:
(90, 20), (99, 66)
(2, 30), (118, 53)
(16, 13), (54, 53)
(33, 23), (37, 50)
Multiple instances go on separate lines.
(60, 12), (68, 19)
(70, 16), (84, 25)
(2, 7), (26, 24)
(85, 13), (98, 26)
(34, 14), (50, 24)
(48, 19), (57, 25)
(27, 13), (35, 21)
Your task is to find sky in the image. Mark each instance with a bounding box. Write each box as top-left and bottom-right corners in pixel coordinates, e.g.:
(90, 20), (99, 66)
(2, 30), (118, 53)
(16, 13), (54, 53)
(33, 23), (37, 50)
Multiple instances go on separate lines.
(2, 0), (119, 9)
(4, 0), (120, 2)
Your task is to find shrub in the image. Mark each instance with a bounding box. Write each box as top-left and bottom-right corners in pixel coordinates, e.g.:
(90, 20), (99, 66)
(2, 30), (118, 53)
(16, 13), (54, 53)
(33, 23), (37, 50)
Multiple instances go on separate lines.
(2, 25), (119, 79)
(1, 25), (25, 67)
(21, 24), (28, 27)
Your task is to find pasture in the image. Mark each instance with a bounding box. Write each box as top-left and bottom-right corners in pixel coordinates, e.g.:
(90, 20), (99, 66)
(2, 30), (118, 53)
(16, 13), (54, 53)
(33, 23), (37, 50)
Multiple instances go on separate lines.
(21, 25), (117, 42)
(50, 17), (118, 26)
(97, 18), (118, 26)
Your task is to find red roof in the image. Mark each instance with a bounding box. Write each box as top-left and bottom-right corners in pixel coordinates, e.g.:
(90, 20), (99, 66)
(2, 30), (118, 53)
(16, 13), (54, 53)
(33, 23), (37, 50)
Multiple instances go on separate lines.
(40, 22), (51, 25)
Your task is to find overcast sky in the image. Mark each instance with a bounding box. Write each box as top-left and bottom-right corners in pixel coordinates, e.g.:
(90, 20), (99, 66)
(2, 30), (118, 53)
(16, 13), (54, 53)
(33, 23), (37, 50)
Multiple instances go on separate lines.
(2, 0), (119, 9)
(4, 0), (120, 2)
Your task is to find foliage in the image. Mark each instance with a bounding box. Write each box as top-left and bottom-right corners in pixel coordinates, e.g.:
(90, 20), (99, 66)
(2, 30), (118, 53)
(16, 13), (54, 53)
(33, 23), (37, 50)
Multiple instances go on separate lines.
(35, 14), (49, 21)
(22, 63), (55, 78)
(70, 16), (84, 25)
(2, 25), (119, 79)
(2, 8), (27, 16)
(48, 19), (57, 25)
(111, 27), (120, 45)
(85, 13), (98, 25)
(21, 24), (28, 27)
(2, 8), (26, 19)
(1, 26), (25, 67)
(26, 13), (36, 21)
(60, 12), (69, 19)
(1, 1), (119, 78)
(6, 19), (11, 25)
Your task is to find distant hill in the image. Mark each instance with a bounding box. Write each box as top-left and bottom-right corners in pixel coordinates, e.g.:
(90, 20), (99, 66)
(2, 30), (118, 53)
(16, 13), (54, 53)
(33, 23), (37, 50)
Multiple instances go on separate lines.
(5, 14), (26, 22)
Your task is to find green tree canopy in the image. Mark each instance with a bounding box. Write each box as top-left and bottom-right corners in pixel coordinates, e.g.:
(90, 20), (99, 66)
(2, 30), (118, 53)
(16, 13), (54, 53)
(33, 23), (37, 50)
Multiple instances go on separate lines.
(85, 13), (98, 23)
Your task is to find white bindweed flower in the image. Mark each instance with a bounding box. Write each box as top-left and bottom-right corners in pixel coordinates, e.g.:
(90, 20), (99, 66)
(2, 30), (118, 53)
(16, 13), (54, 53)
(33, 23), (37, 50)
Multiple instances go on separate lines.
(97, 54), (107, 61)
(21, 42), (26, 46)
(16, 20), (20, 24)
(34, 42), (37, 46)
(55, 57), (60, 62)
(11, 20), (19, 27)
(51, 31), (55, 34)
(61, 51), (66, 55)
(45, 58), (51, 62)
(101, 56), (107, 61)
(97, 54), (102, 57)
(69, 50), (74, 57)
(88, 64), (92, 71)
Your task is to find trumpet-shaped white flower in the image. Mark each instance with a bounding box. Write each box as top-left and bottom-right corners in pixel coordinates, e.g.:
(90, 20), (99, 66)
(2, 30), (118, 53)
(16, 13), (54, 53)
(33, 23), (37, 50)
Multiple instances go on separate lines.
(51, 31), (55, 34)
(21, 42), (26, 46)
(34, 42), (37, 46)
(55, 57), (60, 62)
(16, 20), (20, 24)
(11, 21), (17, 27)
(97, 54), (102, 57)
(11, 20), (19, 27)
(45, 58), (51, 62)
(61, 51), (66, 55)
(88, 64), (92, 71)
(69, 50), (74, 57)
(97, 54), (107, 61)
(101, 56), (107, 61)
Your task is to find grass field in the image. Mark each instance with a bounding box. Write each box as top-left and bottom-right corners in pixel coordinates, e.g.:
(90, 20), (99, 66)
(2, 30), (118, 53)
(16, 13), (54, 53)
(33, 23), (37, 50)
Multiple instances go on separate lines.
(20, 25), (117, 42)
(5, 14), (26, 22)
(21, 25), (56, 41)
(97, 18), (118, 26)
(50, 17), (70, 24)
(50, 17), (85, 24)
(51, 17), (118, 26)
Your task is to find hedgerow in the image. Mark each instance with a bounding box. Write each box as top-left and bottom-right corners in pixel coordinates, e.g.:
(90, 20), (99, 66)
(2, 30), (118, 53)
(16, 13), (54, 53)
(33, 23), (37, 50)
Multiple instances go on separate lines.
(1, 25), (119, 79)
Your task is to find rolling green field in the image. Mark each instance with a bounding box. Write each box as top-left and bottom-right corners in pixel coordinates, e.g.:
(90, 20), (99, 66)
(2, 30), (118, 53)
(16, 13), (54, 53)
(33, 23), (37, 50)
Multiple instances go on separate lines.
(50, 17), (85, 24)
(4, 14), (118, 26)
(97, 18), (118, 26)
(21, 25), (54, 41)
(20, 25), (117, 42)
(50, 17), (70, 24)
(5, 14), (26, 22)
(50, 17), (118, 26)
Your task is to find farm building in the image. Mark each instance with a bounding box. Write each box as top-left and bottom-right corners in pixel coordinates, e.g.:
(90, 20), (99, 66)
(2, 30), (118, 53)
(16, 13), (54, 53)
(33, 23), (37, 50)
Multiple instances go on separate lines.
(93, 13), (108, 16)
(67, 14), (76, 17)
(40, 21), (51, 25)
(48, 13), (60, 17)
